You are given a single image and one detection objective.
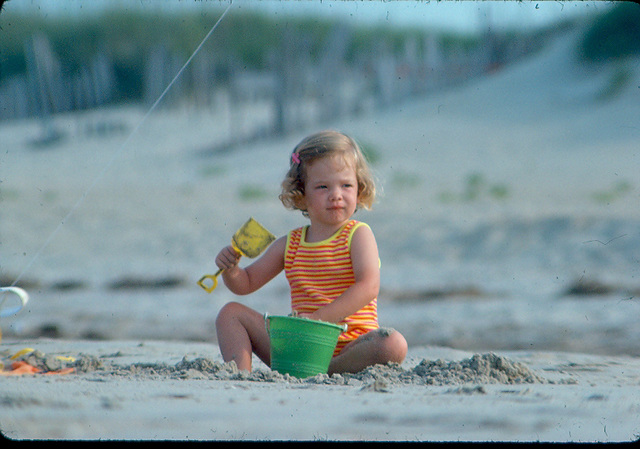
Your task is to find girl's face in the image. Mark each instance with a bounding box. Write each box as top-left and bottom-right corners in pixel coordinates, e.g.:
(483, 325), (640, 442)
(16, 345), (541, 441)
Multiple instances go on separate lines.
(303, 155), (358, 231)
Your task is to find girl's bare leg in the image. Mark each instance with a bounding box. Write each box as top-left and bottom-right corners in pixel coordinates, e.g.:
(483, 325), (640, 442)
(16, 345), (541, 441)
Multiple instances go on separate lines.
(215, 302), (270, 371)
(327, 328), (408, 375)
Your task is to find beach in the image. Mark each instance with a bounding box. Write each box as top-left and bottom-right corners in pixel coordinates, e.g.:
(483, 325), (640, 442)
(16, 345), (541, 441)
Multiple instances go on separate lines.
(1, 22), (640, 442)
(2, 339), (640, 441)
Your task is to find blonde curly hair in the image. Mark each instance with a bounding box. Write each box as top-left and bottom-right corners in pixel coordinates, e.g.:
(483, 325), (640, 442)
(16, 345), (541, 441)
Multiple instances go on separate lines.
(279, 130), (376, 216)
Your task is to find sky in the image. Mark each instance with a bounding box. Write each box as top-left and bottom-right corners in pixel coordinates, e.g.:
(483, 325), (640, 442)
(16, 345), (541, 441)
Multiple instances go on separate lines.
(6, 0), (613, 34)
(236, 1), (612, 33)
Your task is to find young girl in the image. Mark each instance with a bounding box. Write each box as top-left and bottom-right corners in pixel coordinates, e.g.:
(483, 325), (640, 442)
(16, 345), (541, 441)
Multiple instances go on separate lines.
(214, 130), (407, 375)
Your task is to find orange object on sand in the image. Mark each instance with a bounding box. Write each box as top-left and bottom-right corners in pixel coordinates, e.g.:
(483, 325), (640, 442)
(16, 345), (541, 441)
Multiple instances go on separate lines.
(45, 367), (75, 375)
(0, 360), (75, 376)
(0, 361), (40, 375)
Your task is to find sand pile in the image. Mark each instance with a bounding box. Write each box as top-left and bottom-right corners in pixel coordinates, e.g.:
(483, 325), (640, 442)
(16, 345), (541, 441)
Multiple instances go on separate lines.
(6, 349), (548, 387)
(342, 353), (549, 388)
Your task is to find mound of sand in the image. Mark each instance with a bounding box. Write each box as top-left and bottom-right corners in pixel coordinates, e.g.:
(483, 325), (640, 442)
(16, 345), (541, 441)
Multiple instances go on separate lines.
(7, 348), (549, 387)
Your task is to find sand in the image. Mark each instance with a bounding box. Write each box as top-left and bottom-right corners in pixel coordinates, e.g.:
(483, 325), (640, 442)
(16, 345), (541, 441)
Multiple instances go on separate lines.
(1, 13), (640, 443)
(2, 339), (639, 441)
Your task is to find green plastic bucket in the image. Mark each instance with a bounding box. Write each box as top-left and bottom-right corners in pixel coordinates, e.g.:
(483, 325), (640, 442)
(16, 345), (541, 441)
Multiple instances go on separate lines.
(266, 314), (344, 379)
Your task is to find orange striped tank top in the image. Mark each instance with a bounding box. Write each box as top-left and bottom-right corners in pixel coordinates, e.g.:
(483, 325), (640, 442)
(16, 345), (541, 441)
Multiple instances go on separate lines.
(284, 219), (379, 356)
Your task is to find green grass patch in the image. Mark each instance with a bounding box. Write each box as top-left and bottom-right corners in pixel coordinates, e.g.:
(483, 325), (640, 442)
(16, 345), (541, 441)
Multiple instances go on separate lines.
(358, 141), (381, 166)
(591, 180), (632, 203)
(390, 171), (421, 190)
(597, 63), (633, 101)
(238, 184), (269, 202)
(438, 172), (510, 203)
(199, 164), (227, 178)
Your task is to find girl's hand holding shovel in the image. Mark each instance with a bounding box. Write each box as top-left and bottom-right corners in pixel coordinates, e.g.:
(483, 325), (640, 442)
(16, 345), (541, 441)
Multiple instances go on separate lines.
(215, 245), (241, 271)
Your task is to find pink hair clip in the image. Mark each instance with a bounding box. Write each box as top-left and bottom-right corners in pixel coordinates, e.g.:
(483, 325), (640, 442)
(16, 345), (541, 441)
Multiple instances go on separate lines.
(291, 152), (301, 164)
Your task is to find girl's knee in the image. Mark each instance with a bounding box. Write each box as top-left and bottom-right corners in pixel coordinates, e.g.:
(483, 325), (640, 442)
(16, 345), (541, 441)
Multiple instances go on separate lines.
(378, 328), (408, 363)
(215, 301), (245, 325)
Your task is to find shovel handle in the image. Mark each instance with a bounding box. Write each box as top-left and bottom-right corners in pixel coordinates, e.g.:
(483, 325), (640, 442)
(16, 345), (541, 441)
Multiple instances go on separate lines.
(197, 268), (223, 293)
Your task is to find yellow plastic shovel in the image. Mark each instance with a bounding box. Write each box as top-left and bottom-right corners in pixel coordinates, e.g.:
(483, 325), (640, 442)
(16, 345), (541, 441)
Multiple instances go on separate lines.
(197, 217), (276, 293)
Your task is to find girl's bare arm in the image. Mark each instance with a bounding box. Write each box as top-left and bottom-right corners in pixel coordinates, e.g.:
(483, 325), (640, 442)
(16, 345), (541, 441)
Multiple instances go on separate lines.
(307, 225), (380, 323)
